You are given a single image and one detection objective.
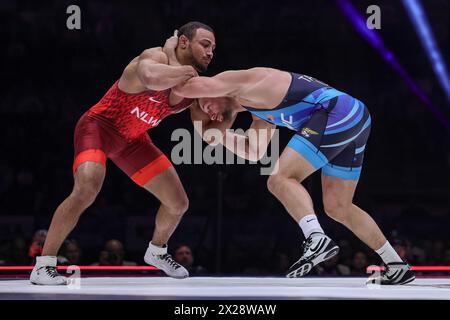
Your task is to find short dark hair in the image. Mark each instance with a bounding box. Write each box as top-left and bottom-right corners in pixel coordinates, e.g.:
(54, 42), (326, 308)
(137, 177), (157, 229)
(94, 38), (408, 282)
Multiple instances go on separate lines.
(178, 21), (214, 40)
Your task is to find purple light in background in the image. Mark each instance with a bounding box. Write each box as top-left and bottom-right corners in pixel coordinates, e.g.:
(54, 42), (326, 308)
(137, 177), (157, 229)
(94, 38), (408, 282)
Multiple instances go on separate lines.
(402, 0), (450, 105)
(335, 0), (450, 132)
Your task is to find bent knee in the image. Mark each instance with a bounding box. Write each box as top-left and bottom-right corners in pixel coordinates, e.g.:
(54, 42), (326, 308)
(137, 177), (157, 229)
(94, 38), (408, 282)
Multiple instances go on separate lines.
(71, 185), (100, 207)
(267, 174), (288, 195)
(73, 166), (104, 204)
(323, 198), (352, 222)
(165, 194), (189, 216)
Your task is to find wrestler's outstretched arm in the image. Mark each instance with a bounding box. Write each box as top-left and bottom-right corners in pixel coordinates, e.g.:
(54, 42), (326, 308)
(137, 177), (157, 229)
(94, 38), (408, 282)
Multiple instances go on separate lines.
(172, 69), (256, 98)
(178, 69), (275, 160)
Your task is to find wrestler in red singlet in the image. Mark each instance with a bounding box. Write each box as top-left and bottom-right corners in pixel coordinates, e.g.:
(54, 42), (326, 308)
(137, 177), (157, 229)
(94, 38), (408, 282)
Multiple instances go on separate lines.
(30, 22), (216, 285)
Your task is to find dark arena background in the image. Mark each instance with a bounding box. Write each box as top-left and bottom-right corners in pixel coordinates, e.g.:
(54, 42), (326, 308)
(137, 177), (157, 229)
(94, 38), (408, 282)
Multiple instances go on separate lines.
(0, 0), (450, 304)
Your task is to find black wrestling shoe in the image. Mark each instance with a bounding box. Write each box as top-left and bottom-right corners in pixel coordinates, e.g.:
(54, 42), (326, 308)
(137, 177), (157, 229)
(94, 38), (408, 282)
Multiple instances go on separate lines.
(367, 261), (415, 285)
(286, 233), (340, 278)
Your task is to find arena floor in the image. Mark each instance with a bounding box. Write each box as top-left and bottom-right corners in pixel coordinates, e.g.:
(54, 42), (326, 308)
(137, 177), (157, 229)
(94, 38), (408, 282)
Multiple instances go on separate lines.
(1, 277), (450, 299)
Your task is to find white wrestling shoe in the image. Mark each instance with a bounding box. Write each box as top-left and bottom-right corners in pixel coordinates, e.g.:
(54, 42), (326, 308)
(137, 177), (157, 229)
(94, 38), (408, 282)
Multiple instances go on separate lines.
(30, 256), (67, 285)
(144, 242), (189, 279)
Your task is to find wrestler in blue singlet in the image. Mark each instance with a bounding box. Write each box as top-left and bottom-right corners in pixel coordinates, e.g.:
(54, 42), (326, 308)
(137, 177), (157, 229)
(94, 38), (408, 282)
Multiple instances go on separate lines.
(243, 73), (371, 180)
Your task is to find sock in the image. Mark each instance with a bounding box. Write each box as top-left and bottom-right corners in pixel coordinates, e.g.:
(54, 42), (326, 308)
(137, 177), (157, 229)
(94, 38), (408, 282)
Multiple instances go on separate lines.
(299, 214), (324, 238)
(148, 242), (168, 255)
(35, 255), (57, 267)
(375, 241), (403, 264)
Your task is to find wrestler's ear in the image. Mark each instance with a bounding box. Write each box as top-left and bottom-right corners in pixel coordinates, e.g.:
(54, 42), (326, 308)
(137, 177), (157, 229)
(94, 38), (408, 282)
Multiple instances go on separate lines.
(178, 35), (189, 49)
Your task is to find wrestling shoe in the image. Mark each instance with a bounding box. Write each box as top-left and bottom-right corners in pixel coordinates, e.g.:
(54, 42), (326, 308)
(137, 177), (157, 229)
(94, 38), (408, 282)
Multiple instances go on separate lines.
(30, 256), (67, 285)
(144, 242), (189, 279)
(366, 261), (415, 285)
(286, 233), (339, 278)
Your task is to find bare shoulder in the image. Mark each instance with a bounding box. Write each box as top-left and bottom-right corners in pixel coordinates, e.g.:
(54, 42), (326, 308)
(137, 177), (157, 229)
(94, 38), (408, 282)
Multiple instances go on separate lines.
(138, 46), (168, 64)
(223, 67), (276, 82)
(119, 47), (168, 93)
(244, 67), (290, 89)
(214, 68), (262, 84)
(125, 47), (168, 71)
(216, 67), (282, 79)
(249, 67), (287, 78)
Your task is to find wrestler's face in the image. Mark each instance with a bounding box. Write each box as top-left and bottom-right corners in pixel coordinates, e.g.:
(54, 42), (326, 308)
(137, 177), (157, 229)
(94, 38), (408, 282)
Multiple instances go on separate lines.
(199, 97), (233, 122)
(181, 28), (216, 72)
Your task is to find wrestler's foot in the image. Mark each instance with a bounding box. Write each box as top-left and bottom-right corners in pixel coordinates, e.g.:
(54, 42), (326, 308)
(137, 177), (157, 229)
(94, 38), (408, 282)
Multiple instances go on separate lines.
(144, 242), (189, 279)
(366, 261), (415, 285)
(286, 233), (339, 278)
(30, 256), (67, 285)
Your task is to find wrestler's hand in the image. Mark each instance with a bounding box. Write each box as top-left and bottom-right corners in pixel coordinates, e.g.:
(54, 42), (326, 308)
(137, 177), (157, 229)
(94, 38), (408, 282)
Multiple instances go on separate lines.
(210, 113), (223, 122)
(187, 66), (199, 78)
(163, 30), (179, 64)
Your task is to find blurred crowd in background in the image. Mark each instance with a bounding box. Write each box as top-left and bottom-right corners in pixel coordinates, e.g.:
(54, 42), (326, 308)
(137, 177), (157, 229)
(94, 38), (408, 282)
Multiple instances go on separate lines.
(2, 228), (450, 277)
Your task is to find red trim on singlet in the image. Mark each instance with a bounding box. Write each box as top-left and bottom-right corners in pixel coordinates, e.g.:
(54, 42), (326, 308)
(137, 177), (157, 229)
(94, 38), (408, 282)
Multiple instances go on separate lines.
(73, 149), (107, 174)
(131, 155), (172, 186)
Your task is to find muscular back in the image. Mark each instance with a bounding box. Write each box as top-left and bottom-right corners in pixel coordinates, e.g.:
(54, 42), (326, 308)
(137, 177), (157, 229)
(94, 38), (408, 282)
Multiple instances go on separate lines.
(233, 68), (292, 109)
(173, 67), (293, 110)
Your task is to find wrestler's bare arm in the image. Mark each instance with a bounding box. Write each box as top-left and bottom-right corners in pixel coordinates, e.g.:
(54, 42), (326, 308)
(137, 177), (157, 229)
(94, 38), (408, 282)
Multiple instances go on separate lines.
(119, 47), (197, 93)
(224, 116), (276, 162)
(172, 69), (258, 98)
(190, 101), (275, 160)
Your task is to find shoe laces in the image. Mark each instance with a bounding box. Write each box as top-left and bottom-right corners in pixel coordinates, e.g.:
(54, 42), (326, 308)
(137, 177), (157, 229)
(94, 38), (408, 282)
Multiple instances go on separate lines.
(301, 236), (314, 256)
(159, 254), (181, 270)
(383, 262), (408, 275)
(43, 266), (60, 278)
(381, 264), (391, 276)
